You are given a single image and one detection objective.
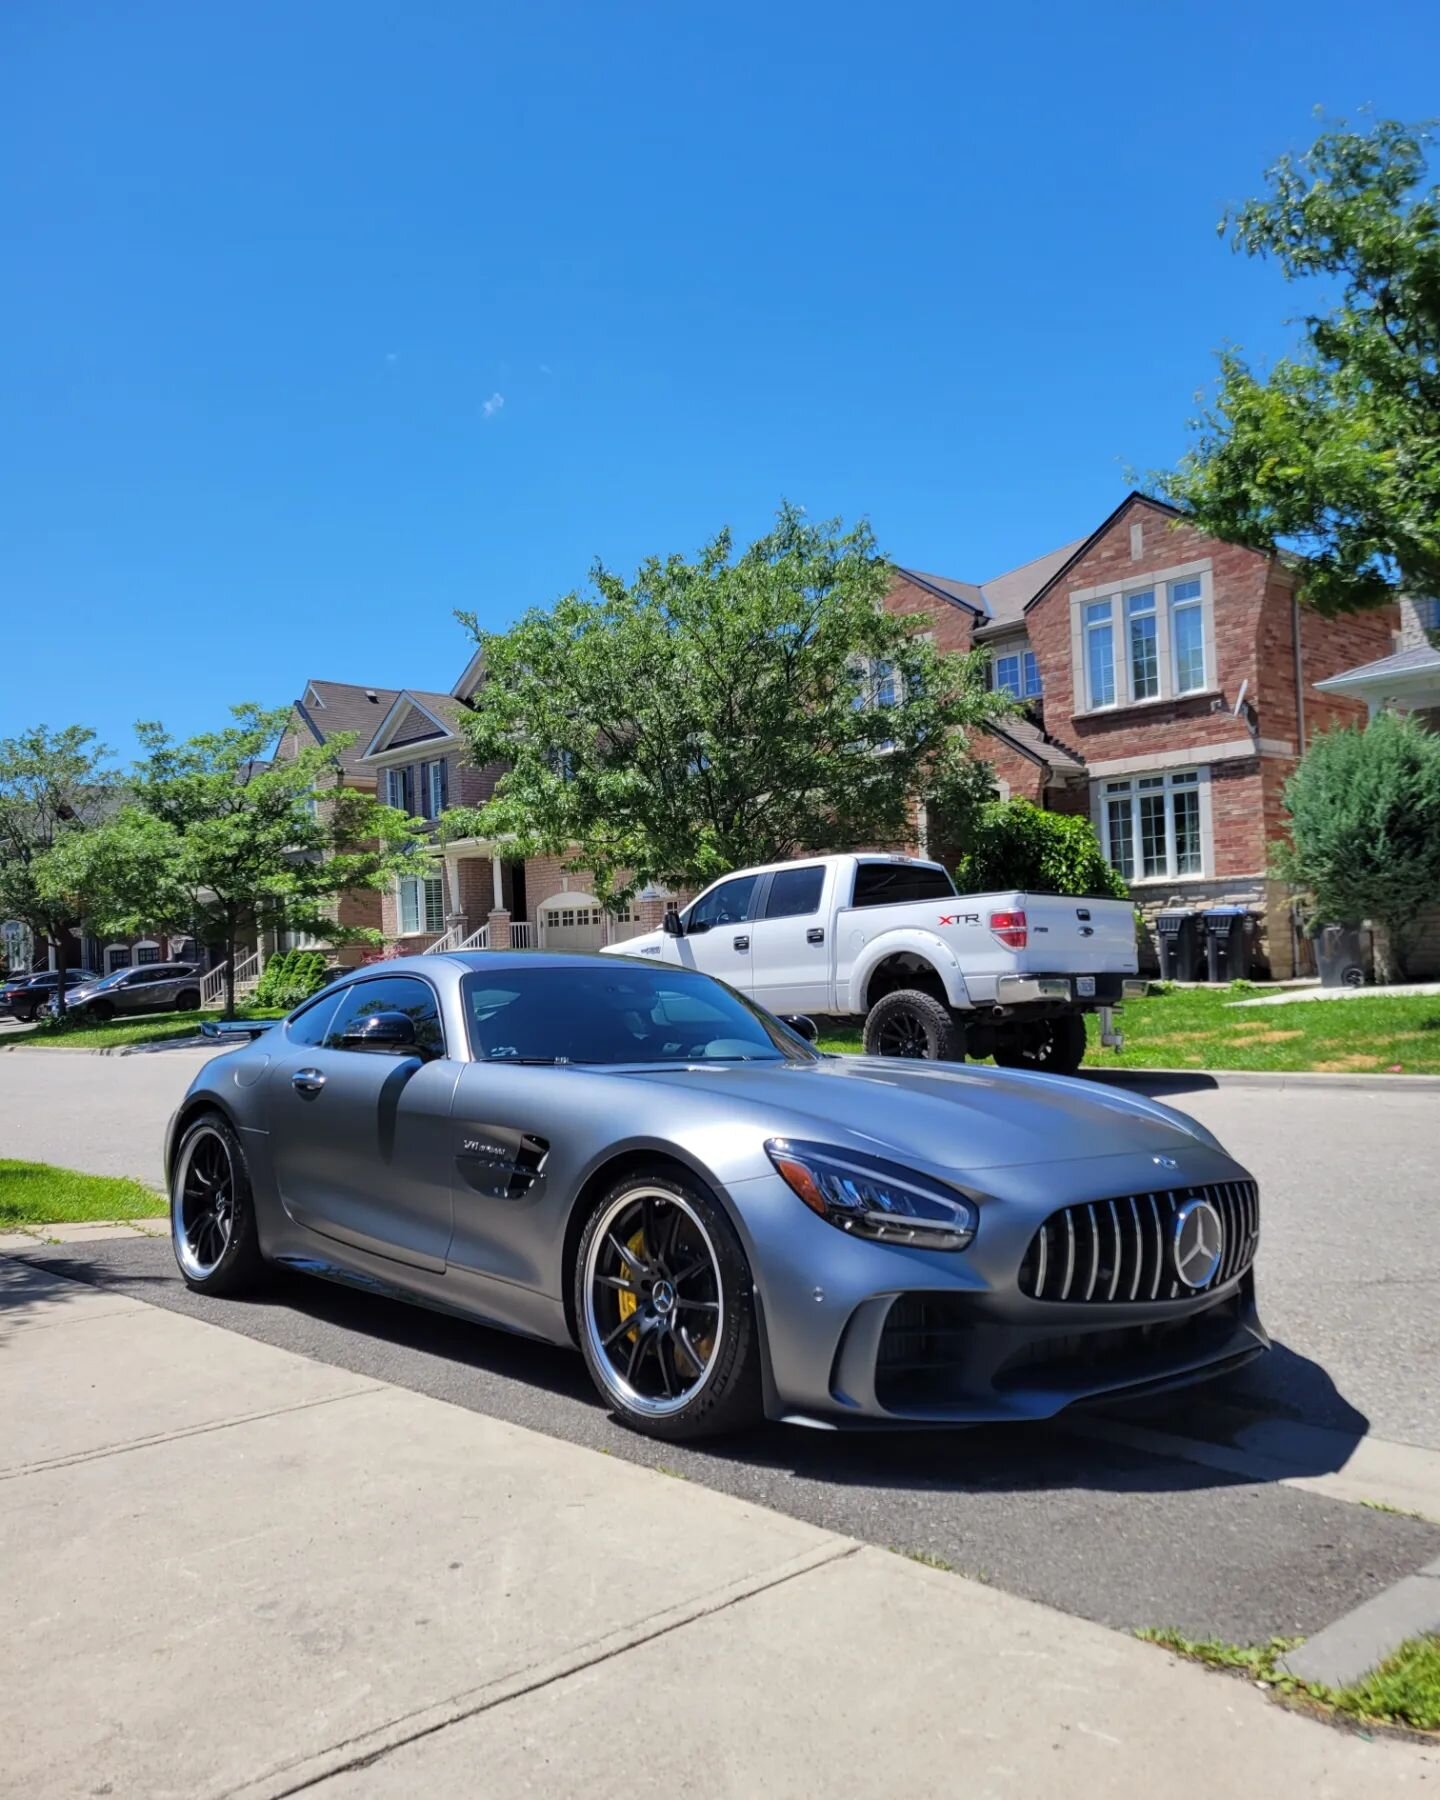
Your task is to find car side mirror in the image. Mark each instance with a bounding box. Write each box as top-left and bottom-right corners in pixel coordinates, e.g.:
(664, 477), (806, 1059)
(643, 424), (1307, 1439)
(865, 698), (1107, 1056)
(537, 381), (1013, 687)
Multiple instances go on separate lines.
(341, 1010), (423, 1055)
(662, 910), (685, 938)
(780, 1013), (819, 1044)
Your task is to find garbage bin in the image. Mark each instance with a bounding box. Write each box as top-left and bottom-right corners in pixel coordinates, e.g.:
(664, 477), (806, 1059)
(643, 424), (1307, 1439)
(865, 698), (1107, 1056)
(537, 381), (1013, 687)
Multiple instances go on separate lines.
(1202, 906), (1258, 982)
(1156, 908), (1202, 981)
(1311, 924), (1373, 989)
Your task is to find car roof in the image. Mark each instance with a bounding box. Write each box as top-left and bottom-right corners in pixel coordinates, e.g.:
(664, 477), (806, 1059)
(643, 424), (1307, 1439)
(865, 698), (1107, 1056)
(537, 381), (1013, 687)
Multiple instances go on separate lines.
(338, 950), (656, 979)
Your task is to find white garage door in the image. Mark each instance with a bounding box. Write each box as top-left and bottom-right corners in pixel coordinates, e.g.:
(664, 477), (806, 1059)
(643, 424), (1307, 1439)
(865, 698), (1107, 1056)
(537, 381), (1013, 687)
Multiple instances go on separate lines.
(538, 897), (608, 951)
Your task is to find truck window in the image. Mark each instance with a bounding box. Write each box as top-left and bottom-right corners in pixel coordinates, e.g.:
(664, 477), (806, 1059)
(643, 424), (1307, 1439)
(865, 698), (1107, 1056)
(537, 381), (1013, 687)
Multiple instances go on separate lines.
(850, 863), (956, 908)
(763, 866), (824, 919)
(686, 874), (760, 933)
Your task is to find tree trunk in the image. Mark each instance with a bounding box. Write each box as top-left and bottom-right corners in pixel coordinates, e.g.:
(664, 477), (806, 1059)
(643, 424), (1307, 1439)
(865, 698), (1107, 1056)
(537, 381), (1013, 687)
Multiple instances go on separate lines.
(223, 920), (237, 1019)
(52, 930), (69, 1021)
(1376, 918), (1410, 985)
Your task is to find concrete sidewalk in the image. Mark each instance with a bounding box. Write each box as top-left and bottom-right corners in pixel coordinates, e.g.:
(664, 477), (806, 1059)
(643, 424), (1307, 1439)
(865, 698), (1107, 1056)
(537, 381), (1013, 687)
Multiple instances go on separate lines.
(1, 1256), (1433, 1800)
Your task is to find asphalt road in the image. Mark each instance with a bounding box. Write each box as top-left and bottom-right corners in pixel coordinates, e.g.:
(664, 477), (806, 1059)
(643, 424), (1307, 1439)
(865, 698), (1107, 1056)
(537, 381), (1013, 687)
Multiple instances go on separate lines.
(6, 1046), (1440, 1645)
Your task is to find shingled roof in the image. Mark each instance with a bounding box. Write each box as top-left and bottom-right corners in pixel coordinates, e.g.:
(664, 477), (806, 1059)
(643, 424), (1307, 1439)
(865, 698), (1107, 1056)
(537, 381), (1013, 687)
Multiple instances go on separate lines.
(290, 680), (404, 776)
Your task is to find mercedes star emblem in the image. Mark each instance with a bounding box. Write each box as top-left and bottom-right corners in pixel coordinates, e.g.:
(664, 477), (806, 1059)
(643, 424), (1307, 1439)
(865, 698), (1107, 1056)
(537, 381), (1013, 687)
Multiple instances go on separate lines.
(1172, 1198), (1224, 1290)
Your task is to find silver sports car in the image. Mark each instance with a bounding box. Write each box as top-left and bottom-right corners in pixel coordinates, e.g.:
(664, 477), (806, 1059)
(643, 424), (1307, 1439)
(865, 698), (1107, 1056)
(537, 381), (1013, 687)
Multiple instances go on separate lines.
(166, 952), (1267, 1439)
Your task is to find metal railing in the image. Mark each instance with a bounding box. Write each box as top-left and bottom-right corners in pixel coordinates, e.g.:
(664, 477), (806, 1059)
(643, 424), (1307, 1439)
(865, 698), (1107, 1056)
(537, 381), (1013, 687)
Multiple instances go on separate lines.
(201, 949), (263, 1010)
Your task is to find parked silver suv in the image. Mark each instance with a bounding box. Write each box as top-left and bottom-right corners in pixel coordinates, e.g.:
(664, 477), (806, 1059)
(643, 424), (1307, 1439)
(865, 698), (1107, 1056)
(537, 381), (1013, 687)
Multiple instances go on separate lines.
(56, 963), (204, 1022)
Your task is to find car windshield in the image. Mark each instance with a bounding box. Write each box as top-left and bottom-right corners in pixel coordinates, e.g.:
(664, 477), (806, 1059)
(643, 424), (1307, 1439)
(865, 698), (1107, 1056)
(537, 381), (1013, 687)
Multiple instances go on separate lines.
(86, 969), (136, 991)
(462, 964), (818, 1066)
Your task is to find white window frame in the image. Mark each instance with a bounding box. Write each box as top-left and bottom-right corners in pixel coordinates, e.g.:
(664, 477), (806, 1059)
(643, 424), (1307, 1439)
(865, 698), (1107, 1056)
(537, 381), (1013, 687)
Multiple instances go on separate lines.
(1069, 559), (1216, 715)
(425, 758), (447, 819)
(1094, 767), (1211, 884)
(397, 874), (445, 935)
(133, 940), (162, 966)
(991, 644), (1042, 700)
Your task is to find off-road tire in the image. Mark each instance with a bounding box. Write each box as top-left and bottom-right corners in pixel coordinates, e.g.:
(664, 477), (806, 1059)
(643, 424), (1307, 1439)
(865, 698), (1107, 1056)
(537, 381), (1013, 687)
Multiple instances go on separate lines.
(862, 988), (963, 1062)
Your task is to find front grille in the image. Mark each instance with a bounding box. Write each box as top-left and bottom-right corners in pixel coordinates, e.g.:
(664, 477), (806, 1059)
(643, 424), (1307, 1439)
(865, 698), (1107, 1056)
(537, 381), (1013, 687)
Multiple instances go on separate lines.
(1017, 1182), (1258, 1304)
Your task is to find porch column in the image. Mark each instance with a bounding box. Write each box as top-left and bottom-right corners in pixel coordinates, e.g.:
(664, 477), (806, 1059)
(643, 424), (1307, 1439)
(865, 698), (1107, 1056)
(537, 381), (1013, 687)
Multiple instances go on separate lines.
(444, 853), (465, 923)
(491, 854), (504, 910)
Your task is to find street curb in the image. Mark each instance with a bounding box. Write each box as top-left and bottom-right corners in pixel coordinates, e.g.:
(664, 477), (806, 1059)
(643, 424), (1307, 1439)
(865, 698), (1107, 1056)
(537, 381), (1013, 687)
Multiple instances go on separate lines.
(1079, 1067), (1440, 1094)
(1280, 1557), (1440, 1688)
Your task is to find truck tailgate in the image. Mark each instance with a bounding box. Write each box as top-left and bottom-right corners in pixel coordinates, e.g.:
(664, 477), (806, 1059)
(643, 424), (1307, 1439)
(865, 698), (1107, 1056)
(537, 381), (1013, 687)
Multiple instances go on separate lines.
(1015, 894), (1136, 975)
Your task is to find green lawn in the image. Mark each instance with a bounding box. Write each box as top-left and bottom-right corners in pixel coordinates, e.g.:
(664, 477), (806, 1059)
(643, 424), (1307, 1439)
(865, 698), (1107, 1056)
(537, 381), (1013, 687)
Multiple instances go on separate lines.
(817, 984), (1440, 1075)
(12, 1007), (287, 1051)
(1139, 1629), (1440, 1735)
(0, 1160), (165, 1225)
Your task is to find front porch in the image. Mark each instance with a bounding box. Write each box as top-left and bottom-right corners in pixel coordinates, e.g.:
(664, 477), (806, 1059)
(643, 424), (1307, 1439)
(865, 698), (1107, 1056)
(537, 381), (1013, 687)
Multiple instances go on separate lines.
(384, 841), (666, 956)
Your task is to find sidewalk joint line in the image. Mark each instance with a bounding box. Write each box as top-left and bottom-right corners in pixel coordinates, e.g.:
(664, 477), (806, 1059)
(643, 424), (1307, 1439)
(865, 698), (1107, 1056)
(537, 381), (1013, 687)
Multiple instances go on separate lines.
(240, 1540), (859, 1800)
(0, 1383), (385, 1482)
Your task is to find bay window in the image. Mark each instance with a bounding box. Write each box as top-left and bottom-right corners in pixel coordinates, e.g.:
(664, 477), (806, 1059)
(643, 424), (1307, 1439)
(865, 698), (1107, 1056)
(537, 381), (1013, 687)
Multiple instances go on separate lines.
(398, 875), (445, 935)
(1100, 770), (1204, 881)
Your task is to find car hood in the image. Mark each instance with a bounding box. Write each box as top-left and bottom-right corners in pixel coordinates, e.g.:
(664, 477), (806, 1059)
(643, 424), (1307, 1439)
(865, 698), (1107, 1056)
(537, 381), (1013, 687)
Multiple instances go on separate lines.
(613, 1055), (1221, 1172)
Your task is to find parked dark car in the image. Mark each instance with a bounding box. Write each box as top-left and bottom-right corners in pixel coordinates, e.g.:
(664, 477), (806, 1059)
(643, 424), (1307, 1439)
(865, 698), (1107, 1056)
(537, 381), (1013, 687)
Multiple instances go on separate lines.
(57, 963), (203, 1022)
(1, 969), (102, 1022)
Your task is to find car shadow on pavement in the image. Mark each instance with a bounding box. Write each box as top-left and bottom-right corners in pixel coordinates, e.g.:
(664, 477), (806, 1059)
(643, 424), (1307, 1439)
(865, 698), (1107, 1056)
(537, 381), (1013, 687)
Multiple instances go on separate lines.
(12, 1244), (1372, 1504)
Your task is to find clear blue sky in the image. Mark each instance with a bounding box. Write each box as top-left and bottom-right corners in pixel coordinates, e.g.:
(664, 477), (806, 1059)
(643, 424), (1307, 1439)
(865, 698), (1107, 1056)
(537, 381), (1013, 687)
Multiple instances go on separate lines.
(3, 1), (1435, 760)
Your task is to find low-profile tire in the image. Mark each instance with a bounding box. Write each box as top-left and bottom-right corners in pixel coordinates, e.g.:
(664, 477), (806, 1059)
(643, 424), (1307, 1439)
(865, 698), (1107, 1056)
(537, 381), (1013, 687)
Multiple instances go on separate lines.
(576, 1170), (763, 1441)
(12, 1003), (36, 1024)
(862, 988), (962, 1062)
(170, 1112), (266, 1295)
(993, 1013), (1087, 1075)
(88, 998), (114, 1021)
(175, 988), (200, 1011)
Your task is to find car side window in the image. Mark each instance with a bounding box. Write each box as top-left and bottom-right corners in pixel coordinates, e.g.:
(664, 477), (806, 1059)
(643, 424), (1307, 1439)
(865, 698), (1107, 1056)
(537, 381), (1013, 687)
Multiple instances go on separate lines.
(763, 866), (824, 920)
(286, 989), (346, 1048)
(323, 975), (446, 1058)
(686, 874), (760, 932)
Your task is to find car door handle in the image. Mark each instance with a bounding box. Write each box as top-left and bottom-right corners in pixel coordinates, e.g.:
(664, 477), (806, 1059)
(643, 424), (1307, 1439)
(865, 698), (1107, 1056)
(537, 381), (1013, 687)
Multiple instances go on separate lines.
(806, 928), (825, 944)
(733, 935), (750, 952)
(291, 1068), (326, 1094)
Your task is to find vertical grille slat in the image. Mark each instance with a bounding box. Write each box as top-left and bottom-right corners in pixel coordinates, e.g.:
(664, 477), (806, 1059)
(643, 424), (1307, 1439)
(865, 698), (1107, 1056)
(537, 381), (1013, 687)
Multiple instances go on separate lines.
(1019, 1181), (1259, 1305)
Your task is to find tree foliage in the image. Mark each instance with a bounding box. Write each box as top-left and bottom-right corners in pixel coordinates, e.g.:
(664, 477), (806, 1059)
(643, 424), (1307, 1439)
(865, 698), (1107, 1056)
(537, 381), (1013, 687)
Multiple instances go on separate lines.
(450, 505), (1013, 900)
(89, 706), (427, 1013)
(954, 800), (1129, 900)
(1274, 710), (1440, 980)
(1163, 117), (1440, 615)
(0, 726), (120, 1011)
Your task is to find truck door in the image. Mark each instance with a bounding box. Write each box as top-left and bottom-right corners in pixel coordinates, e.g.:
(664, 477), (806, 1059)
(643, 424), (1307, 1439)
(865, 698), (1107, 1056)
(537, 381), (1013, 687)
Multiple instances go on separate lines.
(674, 872), (761, 991)
(747, 864), (831, 1015)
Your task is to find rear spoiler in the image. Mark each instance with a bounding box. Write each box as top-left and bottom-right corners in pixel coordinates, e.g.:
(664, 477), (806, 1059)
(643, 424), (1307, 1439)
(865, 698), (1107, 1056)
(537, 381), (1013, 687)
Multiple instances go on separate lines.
(200, 1018), (279, 1041)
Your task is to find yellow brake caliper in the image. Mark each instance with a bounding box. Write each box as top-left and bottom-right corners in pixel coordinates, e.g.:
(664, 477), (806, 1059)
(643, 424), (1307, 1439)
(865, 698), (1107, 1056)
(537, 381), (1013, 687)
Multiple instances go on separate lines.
(617, 1227), (647, 1336)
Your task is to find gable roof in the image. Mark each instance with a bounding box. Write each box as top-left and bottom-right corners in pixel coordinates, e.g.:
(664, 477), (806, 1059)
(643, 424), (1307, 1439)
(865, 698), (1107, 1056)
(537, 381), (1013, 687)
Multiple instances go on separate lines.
(1314, 640), (1440, 693)
(359, 688), (470, 761)
(893, 535), (1088, 632)
(288, 680), (403, 776)
(987, 714), (1086, 778)
(892, 566), (985, 614)
(1021, 492), (1190, 616)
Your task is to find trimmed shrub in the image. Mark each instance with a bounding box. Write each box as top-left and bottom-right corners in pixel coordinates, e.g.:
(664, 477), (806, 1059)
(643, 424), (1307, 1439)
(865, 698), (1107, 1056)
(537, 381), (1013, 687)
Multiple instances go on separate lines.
(1275, 709), (1440, 982)
(254, 949), (331, 1010)
(955, 800), (1129, 900)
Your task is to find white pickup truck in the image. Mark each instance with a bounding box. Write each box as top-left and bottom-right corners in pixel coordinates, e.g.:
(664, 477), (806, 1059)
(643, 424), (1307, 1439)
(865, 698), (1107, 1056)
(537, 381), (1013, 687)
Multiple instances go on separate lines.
(604, 852), (1142, 1072)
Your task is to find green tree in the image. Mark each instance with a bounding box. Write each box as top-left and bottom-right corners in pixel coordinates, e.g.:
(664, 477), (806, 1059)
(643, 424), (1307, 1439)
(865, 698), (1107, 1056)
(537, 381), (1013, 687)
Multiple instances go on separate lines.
(95, 705), (428, 1015)
(1274, 710), (1440, 981)
(954, 800), (1129, 900)
(450, 505), (1013, 900)
(0, 726), (119, 1017)
(1162, 117), (1440, 616)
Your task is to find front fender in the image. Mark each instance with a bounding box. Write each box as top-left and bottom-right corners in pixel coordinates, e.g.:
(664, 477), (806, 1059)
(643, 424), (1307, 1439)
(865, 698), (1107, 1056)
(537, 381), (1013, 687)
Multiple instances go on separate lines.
(848, 928), (972, 1012)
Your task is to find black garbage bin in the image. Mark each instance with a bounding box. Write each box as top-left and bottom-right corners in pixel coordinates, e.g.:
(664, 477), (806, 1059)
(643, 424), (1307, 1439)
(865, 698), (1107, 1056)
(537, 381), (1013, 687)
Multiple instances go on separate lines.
(1203, 906), (1257, 982)
(1311, 924), (1373, 988)
(1156, 908), (1202, 981)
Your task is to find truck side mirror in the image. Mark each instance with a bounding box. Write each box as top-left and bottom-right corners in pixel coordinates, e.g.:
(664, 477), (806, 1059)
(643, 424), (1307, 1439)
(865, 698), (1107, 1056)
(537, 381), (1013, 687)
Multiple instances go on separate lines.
(662, 909), (685, 938)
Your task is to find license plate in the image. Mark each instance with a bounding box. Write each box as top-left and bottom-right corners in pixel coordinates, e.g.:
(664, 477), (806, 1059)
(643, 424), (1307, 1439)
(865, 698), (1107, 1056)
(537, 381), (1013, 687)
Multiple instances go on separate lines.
(1076, 976), (1096, 997)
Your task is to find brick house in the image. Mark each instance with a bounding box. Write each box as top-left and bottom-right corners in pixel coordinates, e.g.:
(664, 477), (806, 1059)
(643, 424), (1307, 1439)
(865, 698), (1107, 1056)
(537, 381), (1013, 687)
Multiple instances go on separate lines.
(354, 653), (679, 957)
(884, 494), (1397, 978)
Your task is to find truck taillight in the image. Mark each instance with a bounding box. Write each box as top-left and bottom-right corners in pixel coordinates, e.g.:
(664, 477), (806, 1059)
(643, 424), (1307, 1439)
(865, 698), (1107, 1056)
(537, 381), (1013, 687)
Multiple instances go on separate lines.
(989, 910), (1028, 949)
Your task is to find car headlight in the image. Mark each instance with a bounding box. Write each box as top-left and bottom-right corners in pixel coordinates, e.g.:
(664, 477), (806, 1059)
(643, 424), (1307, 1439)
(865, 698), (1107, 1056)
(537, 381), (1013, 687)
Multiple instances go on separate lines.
(765, 1138), (977, 1251)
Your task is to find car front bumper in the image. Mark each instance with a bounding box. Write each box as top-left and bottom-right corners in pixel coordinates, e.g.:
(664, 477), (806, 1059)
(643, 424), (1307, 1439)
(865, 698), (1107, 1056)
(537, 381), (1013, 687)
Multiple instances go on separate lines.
(728, 1146), (1268, 1427)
